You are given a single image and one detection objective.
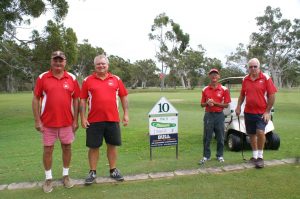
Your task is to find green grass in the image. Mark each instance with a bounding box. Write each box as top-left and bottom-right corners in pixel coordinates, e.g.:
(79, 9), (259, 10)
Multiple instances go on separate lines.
(1, 164), (299, 199)
(0, 89), (299, 197)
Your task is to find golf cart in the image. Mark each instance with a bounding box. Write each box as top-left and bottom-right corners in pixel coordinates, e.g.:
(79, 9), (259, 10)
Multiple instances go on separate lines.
(220, 77), (280, 151)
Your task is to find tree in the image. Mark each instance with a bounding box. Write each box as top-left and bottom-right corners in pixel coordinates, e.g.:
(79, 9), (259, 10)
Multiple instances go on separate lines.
(0, 40), (33, 92)
(249, 6), (300, 88)
(30, 20), (78, 84)
(0, 0), (68, 41)
(226, 43), (248, 72)
(177, 45), (206, 89)
(202, 57), (223, 86)
(74, 39), (104, 83)
(131, 59), (159, 88)
(108, 55), (132, 86)
(149, 13), (189, 89)
(220, 66), (245, 79)
(0, 0), (70, 92)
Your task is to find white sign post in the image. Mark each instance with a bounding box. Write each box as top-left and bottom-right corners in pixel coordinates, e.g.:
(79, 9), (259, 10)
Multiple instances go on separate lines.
(148, 97), (178, 160)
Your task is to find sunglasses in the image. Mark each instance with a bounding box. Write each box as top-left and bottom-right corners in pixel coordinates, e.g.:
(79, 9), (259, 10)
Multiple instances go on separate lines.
(249, 65), (258, 69)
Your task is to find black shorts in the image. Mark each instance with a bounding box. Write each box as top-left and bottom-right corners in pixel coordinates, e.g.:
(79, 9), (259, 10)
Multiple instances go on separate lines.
(244, 113), (267, 134)
(86, 122), (121, 148)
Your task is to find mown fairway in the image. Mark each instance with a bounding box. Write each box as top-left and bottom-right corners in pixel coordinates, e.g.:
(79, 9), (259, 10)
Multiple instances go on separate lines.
(0, 89), (299, 198)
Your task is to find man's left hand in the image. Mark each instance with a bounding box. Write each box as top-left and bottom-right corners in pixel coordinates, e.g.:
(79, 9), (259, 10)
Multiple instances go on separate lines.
(262, 112), (271, 123)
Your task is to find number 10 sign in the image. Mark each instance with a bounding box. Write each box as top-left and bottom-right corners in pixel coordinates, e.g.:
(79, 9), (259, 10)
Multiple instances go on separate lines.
(148, 97), (178, 160)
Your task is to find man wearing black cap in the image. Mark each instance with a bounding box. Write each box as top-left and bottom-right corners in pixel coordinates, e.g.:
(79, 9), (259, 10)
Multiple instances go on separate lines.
(32, 51), (80, 193)
(199, 68), (231, 165)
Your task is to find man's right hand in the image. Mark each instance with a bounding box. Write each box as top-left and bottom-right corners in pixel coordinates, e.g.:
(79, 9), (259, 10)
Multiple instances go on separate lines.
(81, 118), (90, 129)
(235, 106), (241, 116)
(35, 120), (44, 132)
(207, 98), (214, 107)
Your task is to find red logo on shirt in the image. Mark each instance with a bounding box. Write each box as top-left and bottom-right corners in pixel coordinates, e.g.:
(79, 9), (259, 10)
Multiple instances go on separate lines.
(108, 80), (114, 86)
(217, 91), (222, 97)
(63, 82), (70, 89)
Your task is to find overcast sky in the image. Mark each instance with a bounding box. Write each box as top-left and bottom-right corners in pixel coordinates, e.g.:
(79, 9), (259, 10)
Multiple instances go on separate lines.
(19, 0), (300, 65)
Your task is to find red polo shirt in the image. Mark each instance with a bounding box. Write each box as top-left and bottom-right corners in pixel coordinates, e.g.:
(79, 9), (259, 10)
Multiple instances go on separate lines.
(33, 70), (80, 127)
(201, 83), (231, 112)
(80, 73), (128, 123)
(241, 72), (277, 114)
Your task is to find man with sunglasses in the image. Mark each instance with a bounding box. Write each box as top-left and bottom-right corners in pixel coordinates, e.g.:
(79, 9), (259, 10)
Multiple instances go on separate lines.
(235, 58), (277, 168)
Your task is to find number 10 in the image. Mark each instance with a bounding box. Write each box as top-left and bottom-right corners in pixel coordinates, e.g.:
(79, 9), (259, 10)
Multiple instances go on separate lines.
(158, 103), (170, 113)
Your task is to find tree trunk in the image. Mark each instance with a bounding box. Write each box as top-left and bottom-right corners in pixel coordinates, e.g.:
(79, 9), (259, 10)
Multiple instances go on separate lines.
(131, 79), (139, 89)
(180, 75), (186, 89)
(286, 79), (292, 88)
(31, 75), (35, 91)
(270, 66), (282, 89)
(187, 78), (191, 89)
(6, 74), (15, 93)
(278, 74), (282, 88)
(141, 81), (147, 88)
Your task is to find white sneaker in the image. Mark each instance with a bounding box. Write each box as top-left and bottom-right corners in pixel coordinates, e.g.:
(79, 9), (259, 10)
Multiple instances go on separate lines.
(199, 157), (210, 165)
(217, 157), (225, 162)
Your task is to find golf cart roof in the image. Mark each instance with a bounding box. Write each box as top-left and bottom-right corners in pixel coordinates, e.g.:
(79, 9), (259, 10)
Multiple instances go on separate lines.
(219, 76), (244, 85)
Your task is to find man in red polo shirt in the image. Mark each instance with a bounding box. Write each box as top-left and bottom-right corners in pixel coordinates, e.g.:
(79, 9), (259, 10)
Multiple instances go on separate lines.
(199, 68), (231, 165)
(80, 54), (129, 184)
(235, 58), (277, 168)
(32, 51), (80, 193)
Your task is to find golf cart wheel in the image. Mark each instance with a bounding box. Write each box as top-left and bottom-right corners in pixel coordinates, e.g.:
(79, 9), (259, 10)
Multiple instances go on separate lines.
(265, 131), (280, 150)
(227, 134), (242, 151)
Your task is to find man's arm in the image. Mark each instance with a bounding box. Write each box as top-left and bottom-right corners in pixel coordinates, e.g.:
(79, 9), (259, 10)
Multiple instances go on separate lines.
(32, 95), (43, 132)
(72, 98), (79, 132)
(235, 94), (245, 116)
(263, 93), (275, 122)
(79, 99), (89, 128)
(120, 95), (129, 126)
(210, 101), (229, 108)
(266, 94), (275, 113)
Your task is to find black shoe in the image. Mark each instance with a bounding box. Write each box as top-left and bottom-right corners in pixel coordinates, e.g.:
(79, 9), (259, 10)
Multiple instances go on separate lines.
(255, 158), (264, 169)
(249, 157), (257, 165)
(85, 170), (96, 185)
(110, 168), (124, 181)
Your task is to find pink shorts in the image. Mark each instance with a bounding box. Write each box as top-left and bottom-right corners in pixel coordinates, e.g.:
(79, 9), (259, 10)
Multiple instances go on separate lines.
(42, 126), (74, 146)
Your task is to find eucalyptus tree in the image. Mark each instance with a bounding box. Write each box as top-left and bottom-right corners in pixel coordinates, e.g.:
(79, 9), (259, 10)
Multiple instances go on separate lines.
(202, 57), (222, 86)
(177, 45), (206, 89)
(31, 20), (78, 79)
(220, 66), (245, 79)
(249, 6), (300, 88)
(74, 40), (105, 83)
(0, 0), (69, 92)
(0, 40), (32, 92)
(226, 43), (248, 71)
(0, 0), (68, 40)
(108, 55), (133, 86)
(149, 13), (189, 89)
(131, 59), (159, 88)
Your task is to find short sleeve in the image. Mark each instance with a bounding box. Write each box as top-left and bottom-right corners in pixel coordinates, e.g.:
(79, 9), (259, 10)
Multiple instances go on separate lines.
(33, 77), (43, 97)
(200, 89), (206, 104)
(80, 79), (89, 99)
(117, 79), (128, 97)
(73, 80), (81, 98)
(266, 78), (277, 95)
(224, 88), (231, 104)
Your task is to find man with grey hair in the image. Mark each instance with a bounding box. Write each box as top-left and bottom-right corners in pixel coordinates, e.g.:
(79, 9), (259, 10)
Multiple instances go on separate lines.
(235, 58), (277, 168)
(80, 54), (129, 184)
